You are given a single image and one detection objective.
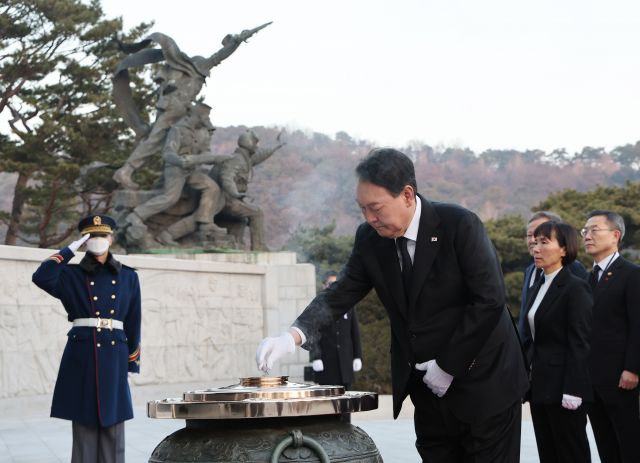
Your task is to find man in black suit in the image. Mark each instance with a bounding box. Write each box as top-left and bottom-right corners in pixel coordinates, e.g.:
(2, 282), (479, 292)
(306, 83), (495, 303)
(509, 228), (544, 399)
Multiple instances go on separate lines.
(583, 210), (640, 463)
(310, 270), (363, 391)
(256, 148), (529, 462)
(310, 270), (362, 423)
(517, 211), (588, 337)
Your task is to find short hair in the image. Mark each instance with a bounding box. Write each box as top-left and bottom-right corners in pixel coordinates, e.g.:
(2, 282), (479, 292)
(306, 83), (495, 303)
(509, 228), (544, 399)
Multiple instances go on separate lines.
(355, 148), (417, 197)
(587, 210), (625, 243)
(322, 270), (338, 285)
(534, 221), (579, 266)
(528, 211), (563, 224)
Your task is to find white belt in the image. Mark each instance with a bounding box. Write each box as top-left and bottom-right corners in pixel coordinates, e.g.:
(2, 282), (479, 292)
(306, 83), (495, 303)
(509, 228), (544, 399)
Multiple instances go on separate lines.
(73, 318), (123, 330)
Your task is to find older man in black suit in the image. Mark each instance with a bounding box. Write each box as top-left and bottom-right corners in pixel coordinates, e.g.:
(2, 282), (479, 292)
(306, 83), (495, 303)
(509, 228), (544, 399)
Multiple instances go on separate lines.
(583, 210), (640, 463)
(256, 148), (528, 462)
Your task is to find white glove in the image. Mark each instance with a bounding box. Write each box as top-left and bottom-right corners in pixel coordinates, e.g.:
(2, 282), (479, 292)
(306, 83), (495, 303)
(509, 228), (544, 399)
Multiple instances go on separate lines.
(561, 394), (582, 410)
(353, 358), (362, 372)
(312, 359), (324, 372)
(68, 234), (90, 253)
(256, 332), (296, 372)
(415, 359), (454, 397)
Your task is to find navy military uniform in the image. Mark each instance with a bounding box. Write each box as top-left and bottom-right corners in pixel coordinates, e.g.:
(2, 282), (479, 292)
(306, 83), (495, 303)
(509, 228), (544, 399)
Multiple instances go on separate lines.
(32, 215), (141, 462)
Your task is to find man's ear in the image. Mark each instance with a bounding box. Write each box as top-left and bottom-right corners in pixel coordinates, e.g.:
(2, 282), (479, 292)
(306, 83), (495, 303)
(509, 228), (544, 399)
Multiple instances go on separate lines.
(403, 185), (416, 205)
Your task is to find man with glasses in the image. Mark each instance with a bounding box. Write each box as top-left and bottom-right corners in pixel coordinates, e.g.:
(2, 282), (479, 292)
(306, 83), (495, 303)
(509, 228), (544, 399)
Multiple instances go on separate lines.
(517, 212), (587, 337)
(582, 210), (640, 463)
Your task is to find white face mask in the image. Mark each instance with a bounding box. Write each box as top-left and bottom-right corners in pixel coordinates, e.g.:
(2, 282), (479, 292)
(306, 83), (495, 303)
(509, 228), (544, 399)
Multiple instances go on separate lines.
(86, 237), (110, 255)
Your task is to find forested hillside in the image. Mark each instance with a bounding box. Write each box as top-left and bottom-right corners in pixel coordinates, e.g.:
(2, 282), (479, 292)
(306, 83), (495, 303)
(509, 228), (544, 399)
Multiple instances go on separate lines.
(2, 125), (639, 248)
(209, 126), (640, 249)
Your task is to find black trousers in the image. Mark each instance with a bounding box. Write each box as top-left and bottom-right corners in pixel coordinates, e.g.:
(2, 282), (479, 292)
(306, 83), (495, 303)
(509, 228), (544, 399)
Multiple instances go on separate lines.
(587, 386), (640, 463)
(71, 421), (125, 463)
(530, 402), (590, 463)
(409, 376), (521, 463)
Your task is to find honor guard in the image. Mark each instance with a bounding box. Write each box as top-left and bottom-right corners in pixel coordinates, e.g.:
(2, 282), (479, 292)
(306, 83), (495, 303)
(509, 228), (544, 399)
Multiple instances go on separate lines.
(32, 215), (141, 463)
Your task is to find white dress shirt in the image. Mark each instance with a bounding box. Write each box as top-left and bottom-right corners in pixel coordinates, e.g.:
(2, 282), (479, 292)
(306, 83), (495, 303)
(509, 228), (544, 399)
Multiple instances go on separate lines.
(395, 196), (422, 267)
(294, 196), (422, 346)
(527, 266), (562, 339)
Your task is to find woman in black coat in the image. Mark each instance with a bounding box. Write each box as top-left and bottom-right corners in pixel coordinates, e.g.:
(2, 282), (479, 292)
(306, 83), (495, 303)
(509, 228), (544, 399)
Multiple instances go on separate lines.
(521, 221), (593, 463)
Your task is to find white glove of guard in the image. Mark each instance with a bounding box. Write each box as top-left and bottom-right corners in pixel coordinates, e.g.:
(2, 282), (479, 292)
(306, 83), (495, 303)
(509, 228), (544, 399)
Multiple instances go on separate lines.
(256, 332), (296, 372)
(561, 394), (582, 410)
(312, 359), (324, 372)
(353, 358), (362, 372)
(415, 359), (454, 397)
(68, 234), (90, 253)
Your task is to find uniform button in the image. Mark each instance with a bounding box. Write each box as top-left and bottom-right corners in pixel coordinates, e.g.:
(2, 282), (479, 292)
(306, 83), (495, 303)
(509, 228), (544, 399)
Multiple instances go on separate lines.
(95, 311), (100, 316)
(111, 340), (116, 346)
(90, 281), (95, 286)
(93, 296), (98, 301)
(336, 344), (340, 348)
(110, 309), (115, 315)
(97, 343), (101, 347)
(111, 294), (116, 299)
(97, 328), (101, 332)
(112, 280), (116, 285)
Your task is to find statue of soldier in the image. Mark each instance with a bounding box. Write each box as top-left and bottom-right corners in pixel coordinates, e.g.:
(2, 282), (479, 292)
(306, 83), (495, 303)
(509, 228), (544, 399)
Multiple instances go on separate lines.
(112, 23), (271, 190)
(125, 102), (225, 245)
(210, 129), (285, 251)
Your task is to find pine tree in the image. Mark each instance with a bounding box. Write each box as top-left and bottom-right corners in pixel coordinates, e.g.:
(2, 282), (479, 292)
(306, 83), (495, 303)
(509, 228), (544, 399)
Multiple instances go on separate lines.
(0, 0), (154, 247)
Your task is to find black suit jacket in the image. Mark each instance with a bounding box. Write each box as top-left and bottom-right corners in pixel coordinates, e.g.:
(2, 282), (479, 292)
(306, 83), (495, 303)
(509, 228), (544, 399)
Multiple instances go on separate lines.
(521, 266), (593, 403)
(310, 307), (362, 386)
(517, 260), (588, 337)
(294, 196), (528, 423)
(588, 256), (640, 386)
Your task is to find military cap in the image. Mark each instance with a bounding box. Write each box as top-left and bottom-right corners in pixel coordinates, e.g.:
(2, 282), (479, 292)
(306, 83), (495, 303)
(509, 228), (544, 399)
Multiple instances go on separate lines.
(78, 215), (116, 235)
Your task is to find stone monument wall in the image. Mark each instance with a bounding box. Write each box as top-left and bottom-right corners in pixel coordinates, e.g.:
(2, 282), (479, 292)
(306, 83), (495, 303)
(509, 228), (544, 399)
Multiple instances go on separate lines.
(0, 245), (315, 399)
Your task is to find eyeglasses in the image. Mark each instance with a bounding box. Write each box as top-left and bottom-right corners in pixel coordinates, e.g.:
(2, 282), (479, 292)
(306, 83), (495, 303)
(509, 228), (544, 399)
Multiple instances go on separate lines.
(580, 227), (615, 237)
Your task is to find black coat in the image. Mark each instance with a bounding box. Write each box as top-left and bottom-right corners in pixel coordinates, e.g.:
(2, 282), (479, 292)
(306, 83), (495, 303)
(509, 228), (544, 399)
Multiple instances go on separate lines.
(588, 256), (640, 386)
(517, 260), (588, 337)
(310, 308), (362, 386)
(294, 196), (529, 423)
(521, 266), (593, 403)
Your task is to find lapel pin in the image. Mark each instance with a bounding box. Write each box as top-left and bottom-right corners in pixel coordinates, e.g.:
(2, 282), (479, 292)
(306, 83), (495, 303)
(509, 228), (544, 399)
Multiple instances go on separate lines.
(431, 237), (438, 242)
(607, 272), (612, 276)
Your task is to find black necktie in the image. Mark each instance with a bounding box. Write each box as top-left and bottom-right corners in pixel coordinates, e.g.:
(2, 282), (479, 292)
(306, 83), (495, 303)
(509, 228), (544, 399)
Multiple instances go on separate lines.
(397, 237), (413, 299)
(589, 265), (601, 289)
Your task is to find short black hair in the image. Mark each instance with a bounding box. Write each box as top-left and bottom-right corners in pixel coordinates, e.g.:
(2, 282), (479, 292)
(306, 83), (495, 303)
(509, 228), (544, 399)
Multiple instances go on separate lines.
(355, 148), (417, 197)
(534, 221), (579, 266)
(322, 270), (338, 285)
(587, 210), (625, 243)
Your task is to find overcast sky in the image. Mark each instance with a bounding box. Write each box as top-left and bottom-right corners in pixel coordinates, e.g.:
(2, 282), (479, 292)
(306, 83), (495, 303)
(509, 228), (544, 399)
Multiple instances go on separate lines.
(101, 0), (640, 154)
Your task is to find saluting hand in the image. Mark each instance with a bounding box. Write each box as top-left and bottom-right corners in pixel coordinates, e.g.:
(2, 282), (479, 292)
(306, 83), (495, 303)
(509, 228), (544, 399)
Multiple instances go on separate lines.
(68, 234), (90, 253)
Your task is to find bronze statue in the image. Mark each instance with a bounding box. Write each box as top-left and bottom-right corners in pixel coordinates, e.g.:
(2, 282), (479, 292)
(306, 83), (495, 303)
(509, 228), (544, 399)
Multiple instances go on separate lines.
(210, 130), (285, 251)
(112, 24), (271, 189)
(122, 103), (228, 247)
